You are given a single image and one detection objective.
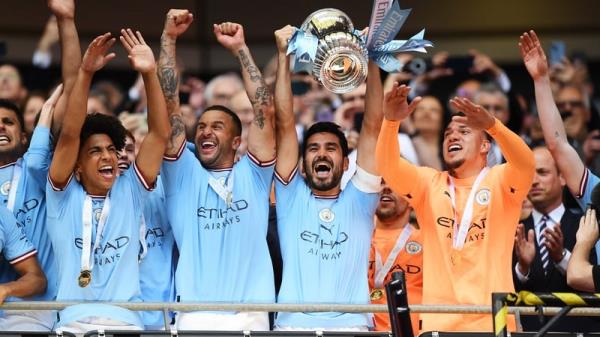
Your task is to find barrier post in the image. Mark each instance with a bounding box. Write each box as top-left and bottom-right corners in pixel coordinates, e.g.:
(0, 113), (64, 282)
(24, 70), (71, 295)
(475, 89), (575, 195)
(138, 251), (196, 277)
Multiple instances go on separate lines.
(386, 271), (413, 337)
(492, 293), (509, 337)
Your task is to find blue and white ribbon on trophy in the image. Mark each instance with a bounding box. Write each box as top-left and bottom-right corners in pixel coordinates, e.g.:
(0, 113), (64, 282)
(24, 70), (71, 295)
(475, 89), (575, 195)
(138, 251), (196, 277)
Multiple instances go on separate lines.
(287, 0), (433, 74)
(287, 29), (319, 73)
(364, 0), (433, 72)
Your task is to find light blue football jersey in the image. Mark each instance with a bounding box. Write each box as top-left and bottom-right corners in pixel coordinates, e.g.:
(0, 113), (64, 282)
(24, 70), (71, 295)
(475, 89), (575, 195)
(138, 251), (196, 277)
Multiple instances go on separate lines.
(161, 144), (275, 306)
(138, 175), (176, 328)
(0, 126), (56, 301)
(46, 164), (152, 328)
(0, 203), (37, 318)
(274, 167), (379, 328)
(576, 169), (600, 262)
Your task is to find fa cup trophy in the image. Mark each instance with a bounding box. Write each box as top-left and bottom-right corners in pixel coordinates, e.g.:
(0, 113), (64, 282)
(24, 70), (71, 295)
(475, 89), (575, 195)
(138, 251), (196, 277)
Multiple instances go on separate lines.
(299, 8), (368, 94)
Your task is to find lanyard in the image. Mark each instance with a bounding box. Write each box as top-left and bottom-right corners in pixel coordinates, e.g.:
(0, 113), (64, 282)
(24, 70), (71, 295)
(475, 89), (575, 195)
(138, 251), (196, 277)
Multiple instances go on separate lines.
(448, 167), (489, 250)
(138, 214), (147, 262)
(207, 170), (234, 206)
(6, 161), (21, 212)
(81, 195), (111, 272)
(374, 224), (413, 288)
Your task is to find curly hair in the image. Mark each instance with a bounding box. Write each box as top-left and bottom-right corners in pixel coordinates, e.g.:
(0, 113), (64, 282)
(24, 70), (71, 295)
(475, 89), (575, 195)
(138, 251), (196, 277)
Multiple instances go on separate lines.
(80, 113), (126, 151)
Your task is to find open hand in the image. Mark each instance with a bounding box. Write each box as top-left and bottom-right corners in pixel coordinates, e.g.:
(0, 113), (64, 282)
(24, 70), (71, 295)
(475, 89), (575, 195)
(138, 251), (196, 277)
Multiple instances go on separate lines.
(519, 30), (549, 81)
(274, 25), (295, 54)
(120, 29), (156, 74)
(214, 22), (246, 54)
(81, 33), (116, 73)
(514, 223), (536, 275)
(383, 82), (421, 121)
(163, 9), (194, 39)
(449, 96), (496, 130)
(576, 208), (599, 247)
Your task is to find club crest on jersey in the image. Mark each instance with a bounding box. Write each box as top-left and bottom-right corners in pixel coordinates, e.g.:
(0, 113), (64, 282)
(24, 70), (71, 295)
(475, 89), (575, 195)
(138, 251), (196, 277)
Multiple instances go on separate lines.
(319, 208), (335, 223)
(476, 188), (491, 205)
(406, 241), (422, 254)
(0, 181), (10, 196)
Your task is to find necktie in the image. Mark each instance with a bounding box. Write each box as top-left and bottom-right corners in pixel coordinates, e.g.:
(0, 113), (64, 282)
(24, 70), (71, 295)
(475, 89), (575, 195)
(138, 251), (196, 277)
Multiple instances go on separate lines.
(539, 215), (550, 274)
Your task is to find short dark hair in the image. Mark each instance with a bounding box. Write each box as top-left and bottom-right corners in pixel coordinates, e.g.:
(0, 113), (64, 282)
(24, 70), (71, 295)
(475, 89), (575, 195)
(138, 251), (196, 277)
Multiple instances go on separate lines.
(445, 112), (492, 142)
(201, 105), (242, 137)
(80, 113), (126, 151)
(301, 122), (349, 157)
(0, 98), (25, 132)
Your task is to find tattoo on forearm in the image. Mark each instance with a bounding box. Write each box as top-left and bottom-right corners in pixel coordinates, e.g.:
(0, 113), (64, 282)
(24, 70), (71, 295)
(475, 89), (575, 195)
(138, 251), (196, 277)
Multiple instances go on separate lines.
(168, 114), (185, 150)
(555, 131), (560, 138)
(158, 37), (180, 112)
(238, 49), (261, 82)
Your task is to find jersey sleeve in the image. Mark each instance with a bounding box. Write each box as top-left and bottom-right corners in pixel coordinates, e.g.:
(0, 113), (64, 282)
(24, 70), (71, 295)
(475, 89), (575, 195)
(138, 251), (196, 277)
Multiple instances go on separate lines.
(575, 169), (600, 210)
(376, 118), (436, 208)
(274, 165), (305, 207)
(161, 140), (204, 197)
(23, 126), (52, 188)
(242, 151), (276, 194)
(486, 119), (535, 202)
(0, 207), (36, 264)
(347, 168), (380, 222)
(124, 161), (154, 211)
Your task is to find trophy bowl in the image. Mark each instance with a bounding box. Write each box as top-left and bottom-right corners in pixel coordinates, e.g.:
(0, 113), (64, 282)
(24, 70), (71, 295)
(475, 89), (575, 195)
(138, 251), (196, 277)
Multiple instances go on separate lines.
(300, 8), (368, 94)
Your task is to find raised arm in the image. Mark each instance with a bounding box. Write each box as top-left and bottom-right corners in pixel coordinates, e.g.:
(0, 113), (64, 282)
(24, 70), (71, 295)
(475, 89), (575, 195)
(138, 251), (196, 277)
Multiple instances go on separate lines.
(0, 256), (47, 304)
(157, 9), (193, 156)
(519, 30), (585, 197)
(48, 0), (82, 135)
(214, 22), (275, 161)
(375, 84), (422, 196)
(355, 61), (383, 174)
(450, 97), (535, 192)
(120, 29), (170, 186)
(49, 33), (116, 188)
(273, 25), (297, 180)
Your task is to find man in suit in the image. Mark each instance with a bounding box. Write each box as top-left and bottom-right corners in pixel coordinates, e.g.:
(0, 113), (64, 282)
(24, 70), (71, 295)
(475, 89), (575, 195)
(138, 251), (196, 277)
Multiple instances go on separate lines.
(513, 146), (599, 331)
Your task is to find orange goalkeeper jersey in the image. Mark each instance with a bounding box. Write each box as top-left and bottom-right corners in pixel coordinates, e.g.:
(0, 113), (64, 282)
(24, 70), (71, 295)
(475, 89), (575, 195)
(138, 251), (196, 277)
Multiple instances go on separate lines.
(369, 224), (423, 333)
(375, 118), (534, 332)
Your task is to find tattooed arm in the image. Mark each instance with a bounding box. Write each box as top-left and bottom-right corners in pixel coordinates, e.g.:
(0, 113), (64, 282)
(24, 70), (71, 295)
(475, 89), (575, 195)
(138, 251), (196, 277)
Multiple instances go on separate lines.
(214, 22), (275, 162)
(158, 9), (193, 156)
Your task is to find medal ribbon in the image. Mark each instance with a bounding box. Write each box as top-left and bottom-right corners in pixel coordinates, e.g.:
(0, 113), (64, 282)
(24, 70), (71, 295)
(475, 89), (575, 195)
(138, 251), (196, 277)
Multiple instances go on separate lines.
(138, 214), (147, 262)
(374, 224), (413, 288)
(208, 171), (234, 206)
(448, 167), (489, 250)
(6, 160), (21, 212)
(81, 195), (111, 273)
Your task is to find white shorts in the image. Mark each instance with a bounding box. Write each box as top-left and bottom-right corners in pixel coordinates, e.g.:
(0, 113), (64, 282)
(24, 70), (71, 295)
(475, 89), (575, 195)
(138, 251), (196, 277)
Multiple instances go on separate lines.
(56, 317), (142, 337)
(274, 325), (369, 332)
(176, 311), (269, 331)
(0, 310), (55, 331)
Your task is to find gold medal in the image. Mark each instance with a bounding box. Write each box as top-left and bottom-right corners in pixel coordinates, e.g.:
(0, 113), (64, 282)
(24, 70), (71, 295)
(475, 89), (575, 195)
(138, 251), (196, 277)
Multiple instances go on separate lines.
(451, 251), (462, 266)
(370, 288), (384, 301)
(78, 270), (92, 288)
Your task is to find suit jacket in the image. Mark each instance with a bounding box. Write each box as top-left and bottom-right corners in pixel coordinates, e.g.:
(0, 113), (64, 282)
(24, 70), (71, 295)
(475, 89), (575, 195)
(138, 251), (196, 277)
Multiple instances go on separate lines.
(512, 207), (600, 332)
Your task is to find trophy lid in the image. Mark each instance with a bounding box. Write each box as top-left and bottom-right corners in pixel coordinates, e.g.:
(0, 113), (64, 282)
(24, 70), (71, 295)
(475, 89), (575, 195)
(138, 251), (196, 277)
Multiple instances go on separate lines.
(300, 8), (355, 39)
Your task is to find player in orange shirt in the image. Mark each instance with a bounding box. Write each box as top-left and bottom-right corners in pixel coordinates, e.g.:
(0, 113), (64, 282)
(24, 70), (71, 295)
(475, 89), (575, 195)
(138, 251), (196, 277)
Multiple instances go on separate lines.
(375, 83), (535, 332)
(369, 183), (422, 333)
